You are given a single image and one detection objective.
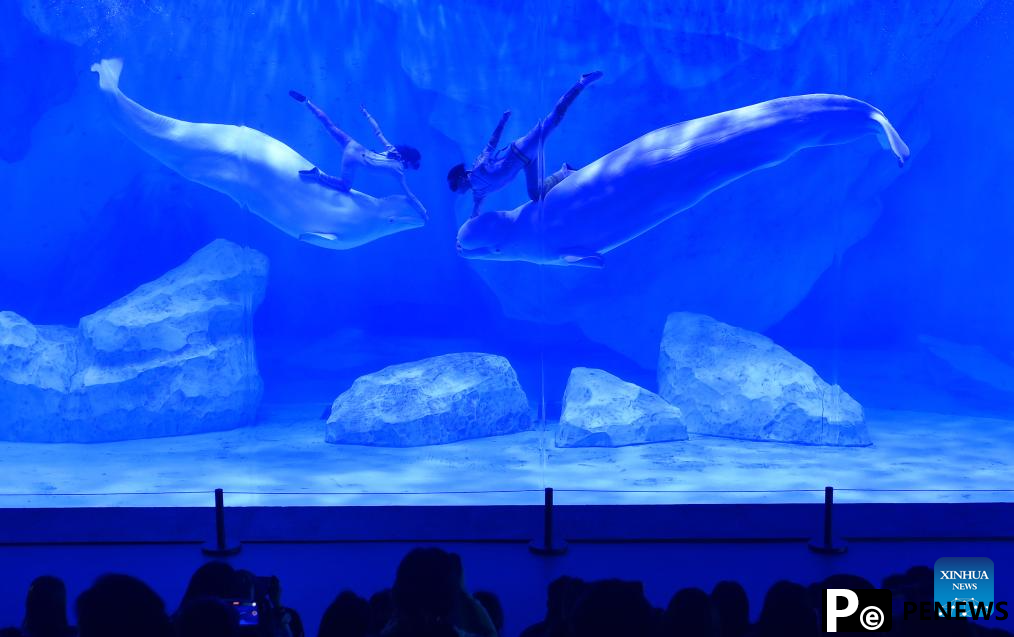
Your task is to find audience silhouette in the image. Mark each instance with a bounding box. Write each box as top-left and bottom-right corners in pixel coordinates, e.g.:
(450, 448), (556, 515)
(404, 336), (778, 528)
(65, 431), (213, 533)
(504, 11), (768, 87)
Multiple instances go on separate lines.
(318, 592), (371, 637)
(3, 555), (1010, 637)
(174, 597), (240, 637)
(76, 574), (172, 637)
(22, 576), (75, 637)
(710, 581), (750, 637)
(663, 587), (713, 637)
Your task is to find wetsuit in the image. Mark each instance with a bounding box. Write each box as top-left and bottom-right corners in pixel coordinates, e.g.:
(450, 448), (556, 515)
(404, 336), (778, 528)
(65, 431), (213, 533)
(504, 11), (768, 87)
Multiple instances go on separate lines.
(297, 98), (426, 218)
(469, 72), (599, 217)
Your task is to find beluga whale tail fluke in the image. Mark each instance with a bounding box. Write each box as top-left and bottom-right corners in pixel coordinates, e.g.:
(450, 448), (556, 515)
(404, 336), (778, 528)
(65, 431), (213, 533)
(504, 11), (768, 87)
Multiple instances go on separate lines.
(456, 93), (910, 267)
(92, 58), (123, 91)
(869, 108), (910, 167)
(91, 58), (425, 250)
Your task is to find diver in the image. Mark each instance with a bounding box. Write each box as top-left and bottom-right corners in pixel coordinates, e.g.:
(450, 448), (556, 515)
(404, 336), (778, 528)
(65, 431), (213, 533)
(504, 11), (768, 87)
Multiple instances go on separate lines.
(289, 91), (428, 220)
(446, 71), (602, 218)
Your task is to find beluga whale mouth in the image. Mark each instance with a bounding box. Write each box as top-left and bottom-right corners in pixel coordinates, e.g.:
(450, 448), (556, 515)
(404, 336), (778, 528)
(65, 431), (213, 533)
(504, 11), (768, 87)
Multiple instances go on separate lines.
(456, 93), (909, 268)
(457, 244), (496, 258)
(91, 58), (425, 251)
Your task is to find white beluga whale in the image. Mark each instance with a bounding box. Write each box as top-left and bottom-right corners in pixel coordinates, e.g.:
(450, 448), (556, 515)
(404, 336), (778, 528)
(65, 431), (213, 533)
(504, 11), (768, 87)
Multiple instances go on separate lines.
(91, 59), (425, 249)
(456, 94), (909, 267)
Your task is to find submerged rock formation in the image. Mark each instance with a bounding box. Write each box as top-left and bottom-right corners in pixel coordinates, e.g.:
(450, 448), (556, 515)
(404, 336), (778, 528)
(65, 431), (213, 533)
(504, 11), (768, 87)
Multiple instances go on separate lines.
(556, 367), (687, 447)
(658, 312), (869, 446)
(0, 239), (267, 442)
(326, 352), (531, 446)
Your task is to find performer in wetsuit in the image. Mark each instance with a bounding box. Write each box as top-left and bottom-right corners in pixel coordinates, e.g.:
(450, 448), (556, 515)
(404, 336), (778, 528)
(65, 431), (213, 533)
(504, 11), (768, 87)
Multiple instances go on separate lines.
(446, 71), (602, 217)
(289, 91), (428, 219)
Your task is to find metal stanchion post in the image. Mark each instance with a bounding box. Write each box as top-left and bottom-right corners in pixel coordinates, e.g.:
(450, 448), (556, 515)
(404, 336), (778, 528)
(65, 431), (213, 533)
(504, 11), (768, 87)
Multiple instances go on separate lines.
(809, 486), (847, 554)
(529, 487), (568, 555)
(202, 488), (241, 556)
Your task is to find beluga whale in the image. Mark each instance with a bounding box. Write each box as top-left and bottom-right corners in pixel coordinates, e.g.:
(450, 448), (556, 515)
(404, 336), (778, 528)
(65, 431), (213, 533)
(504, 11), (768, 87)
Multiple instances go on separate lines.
(455, 94), (909, 267)
(91, 58), (425, 249)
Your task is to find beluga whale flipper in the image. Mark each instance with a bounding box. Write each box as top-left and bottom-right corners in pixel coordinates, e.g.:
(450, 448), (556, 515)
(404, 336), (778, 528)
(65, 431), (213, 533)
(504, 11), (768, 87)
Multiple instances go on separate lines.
(91, 58), (425, 249)
(455, 94), (909, 267)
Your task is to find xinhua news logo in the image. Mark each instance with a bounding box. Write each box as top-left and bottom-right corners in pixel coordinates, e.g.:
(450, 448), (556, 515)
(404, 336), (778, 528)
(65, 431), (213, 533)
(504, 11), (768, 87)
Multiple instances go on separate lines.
(935, 557), (994, 617)
(824, 589), (892, 632)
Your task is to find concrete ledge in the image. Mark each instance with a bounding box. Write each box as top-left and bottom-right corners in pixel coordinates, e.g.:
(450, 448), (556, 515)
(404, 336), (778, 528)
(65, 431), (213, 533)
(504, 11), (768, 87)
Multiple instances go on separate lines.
(1, 503), (1011, 545)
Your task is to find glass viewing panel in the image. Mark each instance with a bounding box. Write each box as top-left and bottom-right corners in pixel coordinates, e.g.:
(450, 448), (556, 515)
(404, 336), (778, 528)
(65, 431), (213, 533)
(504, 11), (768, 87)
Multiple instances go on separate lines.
(1, 0), (1010, 506)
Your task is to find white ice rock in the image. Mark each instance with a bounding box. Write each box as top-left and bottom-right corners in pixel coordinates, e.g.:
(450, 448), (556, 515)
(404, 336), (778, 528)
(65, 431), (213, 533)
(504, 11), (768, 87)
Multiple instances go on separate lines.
(0, 239), (268, 442)
(0, 313), (79, 441)
(326, 353), (531, 446)
(556, 367), (687, 448)
(658, 312), (869, 446)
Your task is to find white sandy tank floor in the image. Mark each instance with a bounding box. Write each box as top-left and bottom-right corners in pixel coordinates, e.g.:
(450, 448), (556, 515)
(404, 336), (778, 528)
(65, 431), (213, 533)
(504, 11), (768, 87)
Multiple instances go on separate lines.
(2, 404), (1012, 508)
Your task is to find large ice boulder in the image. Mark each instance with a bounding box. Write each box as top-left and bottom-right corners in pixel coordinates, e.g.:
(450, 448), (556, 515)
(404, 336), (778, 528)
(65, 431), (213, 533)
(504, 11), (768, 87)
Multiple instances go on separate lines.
(326, 353), (531, 446)
(556, 367), (687, 447)
(0, 240), (268, 442)
(658, 312), (869, 446)
(0, 313), (79, 441)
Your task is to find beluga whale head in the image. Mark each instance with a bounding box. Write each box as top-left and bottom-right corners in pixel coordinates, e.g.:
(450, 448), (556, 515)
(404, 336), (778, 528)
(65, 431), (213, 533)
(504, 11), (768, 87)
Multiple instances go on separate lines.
(301, 192), (426, 250)
(455, 209), (529, 262)
(372, 196), (427, 236)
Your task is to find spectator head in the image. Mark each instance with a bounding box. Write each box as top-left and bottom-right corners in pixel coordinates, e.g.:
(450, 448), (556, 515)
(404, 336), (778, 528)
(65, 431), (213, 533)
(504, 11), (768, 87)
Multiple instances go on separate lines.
(905, 566), (934, 582)
(664, 587), (713, 637)
(369, 589), (395, 634)
(904, 566), (935, 598)
(263, 576), (283, 608)
(897, 566), (936, 615)
(181, 562), (238, 609)
(711, 580), (749, 637)
(174, 597), (239, 637)
(283, 607), (305, 637)
(547, 576), (586, 625)
(884, 571), (921, 616)
(473, 591), (504, 635)
(756, 580), (816, 637)
(809, 574), (878, 616)
(318, 591), (370, 637)
(568, 579), (656, 637)
(76, 574), (172, 637)
(233, 570), (256, 603)
(883, 573), (906, 593)
(392, 548), (459, 626)
(0, 628), (24, 637)
(23, 575), (71, 637)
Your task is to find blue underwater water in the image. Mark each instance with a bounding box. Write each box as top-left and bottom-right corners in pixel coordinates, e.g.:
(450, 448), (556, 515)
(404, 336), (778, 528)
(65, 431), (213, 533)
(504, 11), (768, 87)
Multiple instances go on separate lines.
(1, 0), (1013, 505)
